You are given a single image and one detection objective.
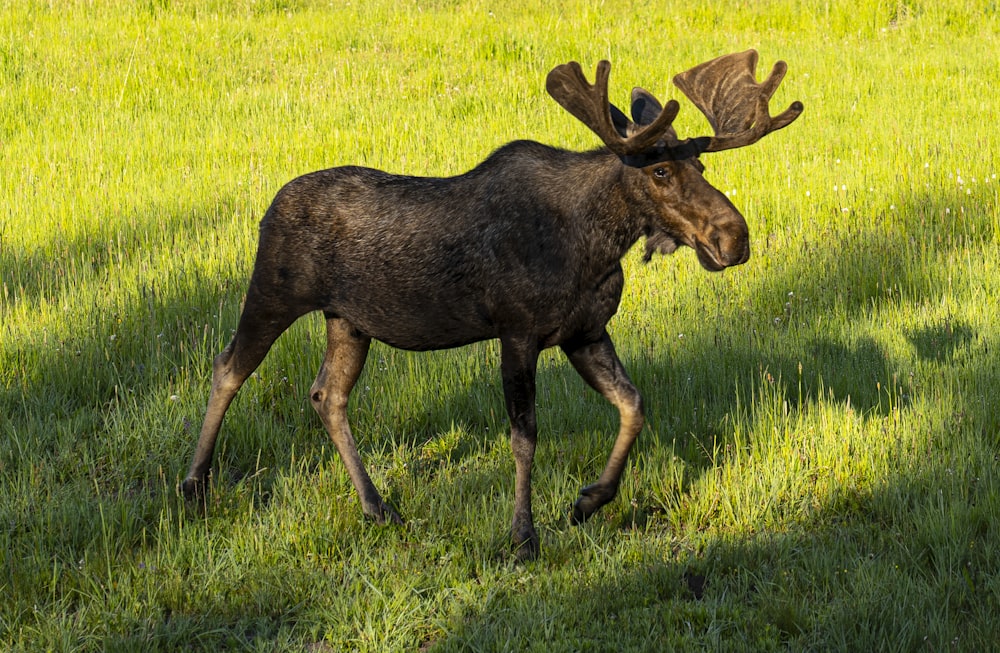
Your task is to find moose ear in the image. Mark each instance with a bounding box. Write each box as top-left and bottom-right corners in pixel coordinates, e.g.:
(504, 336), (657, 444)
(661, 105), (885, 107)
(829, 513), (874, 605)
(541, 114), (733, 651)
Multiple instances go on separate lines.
(630, 88), (662, 126)
(631, 87), (679, 143)
(609, 102), (631, 138)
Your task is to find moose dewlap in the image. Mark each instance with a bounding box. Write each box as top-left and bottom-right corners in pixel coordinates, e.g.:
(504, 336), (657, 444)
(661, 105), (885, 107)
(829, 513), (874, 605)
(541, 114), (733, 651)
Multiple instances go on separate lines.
(182, 50), (802, 560)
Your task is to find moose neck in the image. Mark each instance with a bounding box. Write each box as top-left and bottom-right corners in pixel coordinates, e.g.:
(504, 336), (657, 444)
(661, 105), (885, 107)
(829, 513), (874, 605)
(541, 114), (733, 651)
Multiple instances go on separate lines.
(566, 149), (652, 264)
(465, 142), (650, 274)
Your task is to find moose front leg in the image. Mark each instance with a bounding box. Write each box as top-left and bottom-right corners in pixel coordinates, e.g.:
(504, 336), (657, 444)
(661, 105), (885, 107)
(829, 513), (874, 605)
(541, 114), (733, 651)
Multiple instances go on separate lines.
(500, 336), (541, 561)
(562, 332), (644, 524)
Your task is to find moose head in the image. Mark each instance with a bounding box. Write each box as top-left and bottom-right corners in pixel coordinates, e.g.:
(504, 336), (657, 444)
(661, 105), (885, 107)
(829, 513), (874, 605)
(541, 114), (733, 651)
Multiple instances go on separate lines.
(547, 49), (804, 271)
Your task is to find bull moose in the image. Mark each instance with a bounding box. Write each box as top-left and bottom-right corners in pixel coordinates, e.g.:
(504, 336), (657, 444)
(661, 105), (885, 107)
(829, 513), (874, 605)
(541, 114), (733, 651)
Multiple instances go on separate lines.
(182, 50), (803, 560)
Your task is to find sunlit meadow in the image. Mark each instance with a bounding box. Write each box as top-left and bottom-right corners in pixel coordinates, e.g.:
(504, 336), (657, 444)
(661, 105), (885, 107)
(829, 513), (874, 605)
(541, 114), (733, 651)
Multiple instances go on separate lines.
(2, 1), (999, 650)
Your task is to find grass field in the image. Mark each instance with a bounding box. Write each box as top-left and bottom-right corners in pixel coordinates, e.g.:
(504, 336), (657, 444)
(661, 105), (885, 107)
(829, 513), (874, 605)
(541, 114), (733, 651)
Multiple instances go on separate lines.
(2, 0), (999, 650)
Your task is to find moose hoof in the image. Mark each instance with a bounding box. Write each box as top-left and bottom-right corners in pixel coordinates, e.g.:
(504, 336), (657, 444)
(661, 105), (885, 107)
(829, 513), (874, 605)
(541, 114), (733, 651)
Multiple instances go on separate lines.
(512, 528), (540, 562)
(363, 501), (404, 526)
(571, 482), (616, 525)
(382, 505), (405, 526)
(180, 476), (207, 501)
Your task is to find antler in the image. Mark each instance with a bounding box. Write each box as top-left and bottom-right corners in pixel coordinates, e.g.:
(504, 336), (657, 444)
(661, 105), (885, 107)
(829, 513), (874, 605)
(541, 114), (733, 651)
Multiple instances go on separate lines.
(672, 49), (803, 153)
(546, 52), (802, 161)
(546, 60), (680, 157)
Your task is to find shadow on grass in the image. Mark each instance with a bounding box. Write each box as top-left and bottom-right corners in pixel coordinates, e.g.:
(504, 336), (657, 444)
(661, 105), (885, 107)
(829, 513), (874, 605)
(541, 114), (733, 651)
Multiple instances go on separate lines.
(434, 464), (999, 651)
(629, 184), (992, 451)
(4, 182), (999, 649)
(4, 183), (995, 496)
(412, 188), (1000, 648)
(430, 284), (1000, 651)
(1, 197), (249, 418)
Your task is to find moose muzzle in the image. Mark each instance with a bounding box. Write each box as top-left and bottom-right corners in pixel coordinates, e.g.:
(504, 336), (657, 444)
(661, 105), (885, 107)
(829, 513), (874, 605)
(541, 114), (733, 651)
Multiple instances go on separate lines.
(694, 212), (750, 271)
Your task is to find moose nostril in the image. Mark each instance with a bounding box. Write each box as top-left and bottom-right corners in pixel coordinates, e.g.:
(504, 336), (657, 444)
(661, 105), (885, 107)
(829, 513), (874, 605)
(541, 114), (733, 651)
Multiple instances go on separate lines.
(711, 233), (723, 252)
(710, 233), (732, 263)
(712, 231), (749, 266)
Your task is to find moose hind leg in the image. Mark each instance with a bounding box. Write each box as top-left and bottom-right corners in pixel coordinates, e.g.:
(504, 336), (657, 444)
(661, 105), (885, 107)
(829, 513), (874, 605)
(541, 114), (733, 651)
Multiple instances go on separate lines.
(311, 317), (402, 525)
(183, 291), (301, 499)
(562, 332), (644, 524)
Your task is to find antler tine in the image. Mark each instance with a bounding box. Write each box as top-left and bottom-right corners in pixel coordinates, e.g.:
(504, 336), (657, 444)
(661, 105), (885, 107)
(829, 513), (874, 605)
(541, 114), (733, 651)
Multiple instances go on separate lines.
(672, 49), (803, 154)
(546, 61), (622, 151)
(547, 60), (680, 157)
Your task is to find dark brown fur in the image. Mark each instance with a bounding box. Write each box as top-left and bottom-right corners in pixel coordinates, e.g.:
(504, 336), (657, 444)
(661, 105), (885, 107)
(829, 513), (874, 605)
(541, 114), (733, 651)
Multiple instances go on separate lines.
(182, 53), (801, 560)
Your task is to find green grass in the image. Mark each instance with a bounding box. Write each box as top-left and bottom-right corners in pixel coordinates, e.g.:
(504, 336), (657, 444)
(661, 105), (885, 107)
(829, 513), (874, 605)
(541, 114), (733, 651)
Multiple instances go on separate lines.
(2, 0), (999, 650)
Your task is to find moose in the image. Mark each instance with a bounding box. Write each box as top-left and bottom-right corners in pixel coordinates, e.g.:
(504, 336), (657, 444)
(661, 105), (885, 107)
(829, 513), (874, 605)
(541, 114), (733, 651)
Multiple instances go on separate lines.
(182, 50), (802, 560)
